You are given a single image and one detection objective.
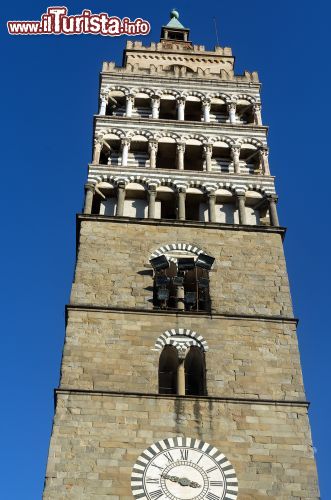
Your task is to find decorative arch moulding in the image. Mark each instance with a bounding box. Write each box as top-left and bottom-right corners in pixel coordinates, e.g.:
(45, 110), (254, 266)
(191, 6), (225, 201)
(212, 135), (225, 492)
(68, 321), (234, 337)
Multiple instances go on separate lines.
(153, 328), (209, 352)
(100, 85), (261, 105)
(87, 173), (275, 197)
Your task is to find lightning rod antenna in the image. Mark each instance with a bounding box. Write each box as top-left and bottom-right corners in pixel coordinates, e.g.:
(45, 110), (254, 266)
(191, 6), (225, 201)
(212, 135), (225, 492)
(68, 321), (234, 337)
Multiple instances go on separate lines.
(213, 17), (220, 47)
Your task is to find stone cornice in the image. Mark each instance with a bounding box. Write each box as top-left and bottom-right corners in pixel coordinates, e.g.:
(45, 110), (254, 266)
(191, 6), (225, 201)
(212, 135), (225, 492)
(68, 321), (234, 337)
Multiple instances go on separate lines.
(88, 163), (276, 191)
(76, 214), (286, 243)
(55, 388), (308, 408)
(100, 71), (261, 92)
(66, 301), (297, 325)
(94, 115), (269, 137)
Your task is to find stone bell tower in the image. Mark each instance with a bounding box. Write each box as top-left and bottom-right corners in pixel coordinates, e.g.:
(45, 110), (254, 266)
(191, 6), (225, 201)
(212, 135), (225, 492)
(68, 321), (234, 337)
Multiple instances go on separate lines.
(43, 10), (319, 499)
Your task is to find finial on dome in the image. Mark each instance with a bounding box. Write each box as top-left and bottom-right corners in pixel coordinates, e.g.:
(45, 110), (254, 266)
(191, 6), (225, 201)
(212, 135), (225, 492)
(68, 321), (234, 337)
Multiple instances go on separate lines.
(170, 8), (180, 20)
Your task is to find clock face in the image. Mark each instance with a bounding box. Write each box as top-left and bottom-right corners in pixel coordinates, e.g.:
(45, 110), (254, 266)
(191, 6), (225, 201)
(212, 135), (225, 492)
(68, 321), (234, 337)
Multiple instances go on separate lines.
(131, 437), (238, 500)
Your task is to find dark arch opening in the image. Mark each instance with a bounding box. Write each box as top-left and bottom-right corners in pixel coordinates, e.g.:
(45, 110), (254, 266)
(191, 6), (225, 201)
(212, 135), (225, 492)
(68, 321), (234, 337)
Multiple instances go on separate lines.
(159, 345), (179, 395)
(184, 346), (206, 396)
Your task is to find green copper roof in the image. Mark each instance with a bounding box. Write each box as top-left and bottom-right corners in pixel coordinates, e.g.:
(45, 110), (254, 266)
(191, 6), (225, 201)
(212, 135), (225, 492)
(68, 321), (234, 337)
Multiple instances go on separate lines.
(164, 9), (187, 30)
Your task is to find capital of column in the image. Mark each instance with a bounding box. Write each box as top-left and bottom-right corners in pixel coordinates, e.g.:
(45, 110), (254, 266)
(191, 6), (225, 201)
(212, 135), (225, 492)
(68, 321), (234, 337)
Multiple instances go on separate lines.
(254, 103), (262, 112)
(121, 137), (131, 149)
(151, 95), (161, 106)
(177, 96), (186, 105)
(126, 94), (135, 103)
(177, 186), (187, 194)
(267, 193), (278, 203)
(203, 143), (213, 157)
(117, 181), (126, 191)
(148, 184), (157, 194)
(85, 182), (95, 193)
(227, 102), (237, 111)
(148, 139), (158, 152)
(176, 142), (186, 154)
(202, 98), (211, 109)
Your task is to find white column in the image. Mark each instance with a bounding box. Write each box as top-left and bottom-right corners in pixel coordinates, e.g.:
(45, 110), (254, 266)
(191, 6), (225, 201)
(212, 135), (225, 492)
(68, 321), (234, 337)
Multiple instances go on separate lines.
(176, 143), (185, 170)
(208, 192), (216, 222)
(148, 140), (158, 169)
(84, 183), (95, 214)
(125, 94), (135, 117)
(177, 189), (186, 220)
(177, 97), (186, 121)
(151, 96), (160, 119)
(93, 139), (102, 164)
(99, 94), (108, 115)
(177, 360), (185, 395)
(148, 186), (157, 218)
(231, 145), (241, 174)
(253, 103), (262, 125)
(202, 99), (211, 123)
(116, 182), (126, 216)
(121, 138), (130, 167)
(203, 143), (213, 172)
(228, 102), (237, 124)
(237, 193), (247, 225)
(268, 195), (279, 226)
(259, 147), (270, 175)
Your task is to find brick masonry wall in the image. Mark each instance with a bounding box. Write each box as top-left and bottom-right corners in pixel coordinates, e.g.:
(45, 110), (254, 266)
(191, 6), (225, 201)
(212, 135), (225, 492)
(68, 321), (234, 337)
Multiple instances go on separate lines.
(70, 219), (293, 318)
(61, 309), (305, 401)
(43, 393), (319, 499)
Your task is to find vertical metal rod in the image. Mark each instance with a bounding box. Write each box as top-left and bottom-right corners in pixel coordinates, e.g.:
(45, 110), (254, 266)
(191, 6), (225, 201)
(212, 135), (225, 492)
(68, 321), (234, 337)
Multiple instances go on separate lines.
(213, 17), (220, 46)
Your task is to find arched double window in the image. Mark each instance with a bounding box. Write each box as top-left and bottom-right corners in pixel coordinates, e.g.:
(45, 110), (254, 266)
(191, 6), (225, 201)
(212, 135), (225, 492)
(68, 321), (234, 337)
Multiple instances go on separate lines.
(150, 245), (215, 312)
(156, 329), (208, 396)
(158, 346), (206, 396)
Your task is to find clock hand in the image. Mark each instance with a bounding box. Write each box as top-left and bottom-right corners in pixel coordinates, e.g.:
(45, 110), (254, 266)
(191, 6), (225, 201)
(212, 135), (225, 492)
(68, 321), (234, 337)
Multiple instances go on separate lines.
(162, 474), (201, 488)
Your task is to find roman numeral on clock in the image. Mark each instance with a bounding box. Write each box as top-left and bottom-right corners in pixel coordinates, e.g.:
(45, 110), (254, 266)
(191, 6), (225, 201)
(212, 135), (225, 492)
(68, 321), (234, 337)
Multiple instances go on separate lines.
(151, 463), (163, 471)
(206, 465), (218, 473)
(180, 449), (189, 460)
(146, 477), (159, 484)
(149, 489), (163, 499)
(210, 481), (224, 486)
(206, 493), (220, 500)
(164, 451), (174, 463)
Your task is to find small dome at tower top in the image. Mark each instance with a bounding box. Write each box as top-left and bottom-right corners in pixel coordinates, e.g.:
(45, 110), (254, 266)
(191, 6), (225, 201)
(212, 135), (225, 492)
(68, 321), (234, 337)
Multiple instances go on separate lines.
(170, 9), (180, 20)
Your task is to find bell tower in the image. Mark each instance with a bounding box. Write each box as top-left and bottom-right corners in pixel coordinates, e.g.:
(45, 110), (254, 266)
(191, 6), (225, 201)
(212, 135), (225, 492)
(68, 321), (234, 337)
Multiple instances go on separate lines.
(43, 10), (319, 499)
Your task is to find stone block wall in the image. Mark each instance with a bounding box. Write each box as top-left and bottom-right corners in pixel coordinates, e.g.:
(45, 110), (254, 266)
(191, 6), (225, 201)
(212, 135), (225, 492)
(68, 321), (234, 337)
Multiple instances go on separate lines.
(43, 392), (319, 499)
(61, 309), (304, 401)
(70, 219), (293, 318)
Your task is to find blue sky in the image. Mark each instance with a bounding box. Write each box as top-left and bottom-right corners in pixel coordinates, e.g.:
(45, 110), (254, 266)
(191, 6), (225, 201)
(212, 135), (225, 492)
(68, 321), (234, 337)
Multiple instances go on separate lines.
(1, 1), (330, 498)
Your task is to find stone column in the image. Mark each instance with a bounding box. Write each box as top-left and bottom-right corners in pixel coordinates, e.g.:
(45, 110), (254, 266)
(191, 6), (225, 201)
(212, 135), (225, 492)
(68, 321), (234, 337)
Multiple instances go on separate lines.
(93, 139), (102, 164)
(125, 94), (135, 117)
(177, 189), (186, 220)
(148, 140), (158, 169)
(151, 96), (160, 119)
(228, 102), (237, 124)
(177, 359), (185, 395)
(99, 94), (108, 115)
(253, 103), (262, 125)
(176, 143), (186, 170)
(259, 147), (270, 175)
(231, 145), (241, 174)
(237, 193), (247, 225)
(177, 97), (186, 121)
(121, 138), (130, 167)
(147, 185), (157, 218)
(176, 286), (185, 311)
(202, 98), (211, 123)
(207, 192), (216, 222)
(268, 195), (279, 226)
(84, 183), (95, 214)
(116, 182), (126, 216)
(203, 143), (213, 172)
